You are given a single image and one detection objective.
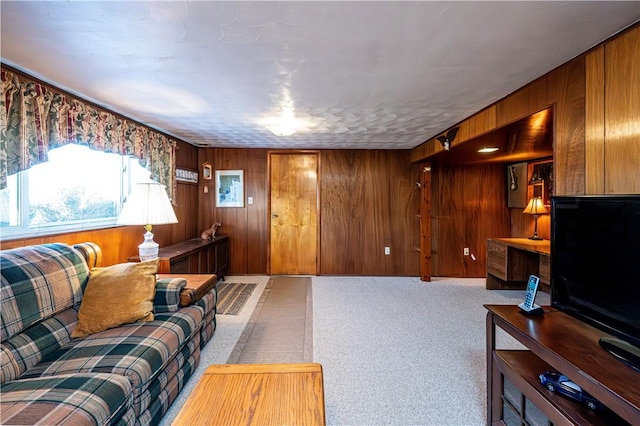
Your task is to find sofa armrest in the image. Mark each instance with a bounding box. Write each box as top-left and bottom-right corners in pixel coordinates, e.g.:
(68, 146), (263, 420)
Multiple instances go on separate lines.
(72, 242), (102, 268)
(154, 278), (187, 313)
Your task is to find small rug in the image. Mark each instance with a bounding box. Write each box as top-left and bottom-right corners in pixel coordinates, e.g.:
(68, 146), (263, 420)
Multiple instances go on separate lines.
(216, 282), (257, 315)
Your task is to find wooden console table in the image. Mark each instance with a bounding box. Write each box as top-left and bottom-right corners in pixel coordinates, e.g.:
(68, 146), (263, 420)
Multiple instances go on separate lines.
(172, 363), (325, 426)
(129, 236), (229, 280)
(486, 304), (640, 425)
(486, 237), (550, 291)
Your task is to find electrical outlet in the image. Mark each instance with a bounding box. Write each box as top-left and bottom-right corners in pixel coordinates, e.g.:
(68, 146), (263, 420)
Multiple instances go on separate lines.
(464, 247), (470, 256)
(384, 247), (391, 255)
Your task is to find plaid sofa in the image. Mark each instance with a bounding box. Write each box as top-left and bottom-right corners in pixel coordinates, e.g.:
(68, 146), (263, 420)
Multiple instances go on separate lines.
(1, 243), (217, 426)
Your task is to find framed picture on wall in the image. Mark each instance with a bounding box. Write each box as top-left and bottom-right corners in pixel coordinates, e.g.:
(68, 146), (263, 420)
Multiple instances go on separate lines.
(215, 170), (244, 207)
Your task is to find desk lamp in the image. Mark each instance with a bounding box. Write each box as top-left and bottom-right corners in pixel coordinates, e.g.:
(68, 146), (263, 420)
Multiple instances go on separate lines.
(523, 197), (547, 240)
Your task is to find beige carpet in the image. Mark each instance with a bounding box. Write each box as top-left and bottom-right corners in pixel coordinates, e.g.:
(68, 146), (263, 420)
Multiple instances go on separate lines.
(312, 276), (550, 425)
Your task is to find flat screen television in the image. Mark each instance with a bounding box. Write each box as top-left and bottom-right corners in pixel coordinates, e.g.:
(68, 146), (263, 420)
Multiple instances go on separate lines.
(551, 195), (640, 372)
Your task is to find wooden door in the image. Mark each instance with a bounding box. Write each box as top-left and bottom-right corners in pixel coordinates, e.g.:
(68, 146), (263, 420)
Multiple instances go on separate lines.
(269, 153), (318, 275)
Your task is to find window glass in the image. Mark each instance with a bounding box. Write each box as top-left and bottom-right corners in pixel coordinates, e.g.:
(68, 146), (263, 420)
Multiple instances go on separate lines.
(0, 144), (149, 238)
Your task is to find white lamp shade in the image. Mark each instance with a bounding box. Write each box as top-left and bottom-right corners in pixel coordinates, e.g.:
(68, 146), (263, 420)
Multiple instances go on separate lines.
(117, 181), (178, 226)
(523, 197), (548, 215)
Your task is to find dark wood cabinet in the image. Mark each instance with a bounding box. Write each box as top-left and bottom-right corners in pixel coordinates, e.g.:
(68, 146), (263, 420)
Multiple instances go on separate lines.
(486, 305), (640, 425)
(130, 236), (229, 280)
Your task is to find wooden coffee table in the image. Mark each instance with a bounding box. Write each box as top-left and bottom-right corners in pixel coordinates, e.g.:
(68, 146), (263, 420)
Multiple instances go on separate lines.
(172, 363), (325, 425)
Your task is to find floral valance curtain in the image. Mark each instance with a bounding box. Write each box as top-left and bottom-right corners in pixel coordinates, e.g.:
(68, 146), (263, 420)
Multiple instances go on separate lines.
(0, 68), (177, 202)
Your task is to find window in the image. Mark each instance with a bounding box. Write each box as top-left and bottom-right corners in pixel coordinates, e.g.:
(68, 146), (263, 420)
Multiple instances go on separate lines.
(0, 144), (150, 239)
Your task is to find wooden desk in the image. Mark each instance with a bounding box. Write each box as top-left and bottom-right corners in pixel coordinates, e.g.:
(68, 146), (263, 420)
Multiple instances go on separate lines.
(157, 274), (217, 306)
(172, 363), (325, 426)
(486, 237), (550, 290)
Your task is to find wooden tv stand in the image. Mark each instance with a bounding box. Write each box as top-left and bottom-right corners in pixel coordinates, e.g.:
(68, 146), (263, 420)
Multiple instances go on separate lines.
(486, 305), (640, 425)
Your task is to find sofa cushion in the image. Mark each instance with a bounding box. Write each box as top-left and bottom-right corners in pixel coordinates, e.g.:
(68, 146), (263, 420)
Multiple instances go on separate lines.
(0, 373), (134, 426)
(72, 260), (159, 338)
(1, 243), (88, 342)
(22, 306), (204, 415)
(1, 308), (78, 383)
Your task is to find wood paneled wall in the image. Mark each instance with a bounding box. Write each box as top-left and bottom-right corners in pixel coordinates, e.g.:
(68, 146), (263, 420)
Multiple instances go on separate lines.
(320, 150), (420, 276)
(430, 164), (510, 277)
(546, 56), (586, 196)
(586, 26), (640, 194)
(423, 54), (584, 275)
(198, 148), (269, 275)
(198, 148), (420, 276)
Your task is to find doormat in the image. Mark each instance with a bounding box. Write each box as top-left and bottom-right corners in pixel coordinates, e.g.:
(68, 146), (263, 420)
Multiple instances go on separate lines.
(216, 282), (258, 315)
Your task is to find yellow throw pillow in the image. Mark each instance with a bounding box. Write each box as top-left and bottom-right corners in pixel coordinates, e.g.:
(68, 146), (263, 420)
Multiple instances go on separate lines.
(71, 259), (159, 338)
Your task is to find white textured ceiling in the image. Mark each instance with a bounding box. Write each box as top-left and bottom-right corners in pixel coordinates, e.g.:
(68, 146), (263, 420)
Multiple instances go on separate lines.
(1, 1), (639, 150)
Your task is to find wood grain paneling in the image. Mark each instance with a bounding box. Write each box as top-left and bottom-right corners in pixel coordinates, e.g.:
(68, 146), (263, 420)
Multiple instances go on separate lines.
(470, 106), (497, 139)
(411, 138), (436, 163)
(1, 227), (138, 265)
(454, 119), (470, 145)
(201, 148), (418, 276)
(496, 79), (548, 127)
(197, 149), (215, 235)
(209, 148), (250, 275)
(604, 26), (640, 194)
(321, 151), (361, 274)
(198, 148), (268, 275)
(320, 150), (419, 276)
(388, 152), (420, 276)
(430, 164), (510, 277)
(246, 149), (268, 273)
(419, 163), (432, 281)
(546, 56), (586, 196)
(585, 47), (606, 194)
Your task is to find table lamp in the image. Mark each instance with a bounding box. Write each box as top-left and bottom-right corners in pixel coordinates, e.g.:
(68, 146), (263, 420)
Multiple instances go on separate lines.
(117, 181), (178, 260)
(523, 196), (548, 240)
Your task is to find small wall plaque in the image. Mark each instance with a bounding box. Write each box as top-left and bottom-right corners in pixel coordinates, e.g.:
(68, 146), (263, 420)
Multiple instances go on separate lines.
(176, 168), (198, 184)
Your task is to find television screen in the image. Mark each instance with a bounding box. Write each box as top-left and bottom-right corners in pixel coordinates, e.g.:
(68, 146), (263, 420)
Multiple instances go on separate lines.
(551, 195), (640, 360)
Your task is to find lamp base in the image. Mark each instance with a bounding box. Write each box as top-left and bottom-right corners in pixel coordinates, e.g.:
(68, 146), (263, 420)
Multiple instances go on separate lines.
(528, 235), (544, 241)
(139, 229), (159, 261)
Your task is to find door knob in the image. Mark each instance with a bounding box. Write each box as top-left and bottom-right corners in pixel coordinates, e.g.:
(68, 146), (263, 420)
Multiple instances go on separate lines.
(271, 213), (278, 218)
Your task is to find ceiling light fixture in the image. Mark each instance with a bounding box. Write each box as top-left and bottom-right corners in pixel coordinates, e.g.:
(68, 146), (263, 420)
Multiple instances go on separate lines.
(478, 147), (499, 153)
(266, 123), (297, 137)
